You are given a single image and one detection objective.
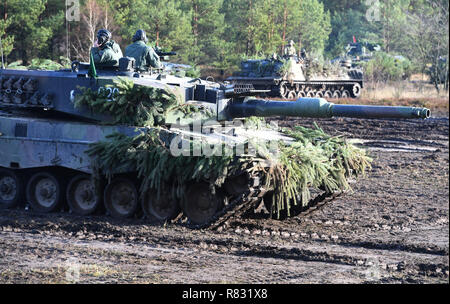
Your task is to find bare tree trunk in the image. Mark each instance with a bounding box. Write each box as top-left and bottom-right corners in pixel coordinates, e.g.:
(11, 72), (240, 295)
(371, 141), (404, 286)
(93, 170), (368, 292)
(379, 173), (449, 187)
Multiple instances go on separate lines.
(193, 0), (198, 48)
(156, 27), (160, 47)
(86, 0), (99, 48)
(71, 0), (111, 61)
(21, 39), (27, 65)
(246, 0), (253, 56)
(192, 0), (199, 62)
(3, 0), (7, 62)
(65, 19), (70, 60)
(297, 0), (302, 54)
(445, 60), (449, 91)
(104, 5), (108, 29)
(268, 11), (272, 42)
(385, 0), (391, 53)
(383, 1), (388, 52)
(281, 0), (287, 53)
(3, 1), (6, 21)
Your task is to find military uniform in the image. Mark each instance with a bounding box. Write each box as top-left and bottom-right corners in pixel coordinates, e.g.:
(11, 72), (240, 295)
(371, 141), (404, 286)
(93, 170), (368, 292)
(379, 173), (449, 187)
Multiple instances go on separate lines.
(125, 40), (162, 71)
(91, 40), (123, 67)
(284, 46), (296, 57)
(284, 40), (297, 57)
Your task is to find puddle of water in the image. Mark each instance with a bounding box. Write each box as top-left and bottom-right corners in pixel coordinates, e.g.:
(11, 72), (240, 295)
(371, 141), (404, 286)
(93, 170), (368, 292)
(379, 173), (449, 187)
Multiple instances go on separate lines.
(348, 139), (440, 153)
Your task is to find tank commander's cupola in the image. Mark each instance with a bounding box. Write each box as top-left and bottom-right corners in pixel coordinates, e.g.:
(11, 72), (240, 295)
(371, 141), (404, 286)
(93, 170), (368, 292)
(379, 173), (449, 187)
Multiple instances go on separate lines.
(119, 57), (136, 72)
(70, 57), (136, 78)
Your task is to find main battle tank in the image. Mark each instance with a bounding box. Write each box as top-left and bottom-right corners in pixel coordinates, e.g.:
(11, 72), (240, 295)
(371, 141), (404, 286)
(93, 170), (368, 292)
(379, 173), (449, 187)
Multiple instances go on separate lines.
(0, 57), (430, 229)
(227, 54), (364, 100)
(336, 41), (381, 68)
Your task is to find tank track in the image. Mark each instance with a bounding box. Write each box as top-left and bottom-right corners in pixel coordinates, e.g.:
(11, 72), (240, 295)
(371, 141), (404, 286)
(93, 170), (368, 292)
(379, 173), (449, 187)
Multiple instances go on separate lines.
(287, 81), (360, 86)
(230, 79), (363, 99)
(185, 192), (262, 230)
(0, 166), (344, 231)
(178, 170), (346, 230)
(294, 191), (345, 218)
(174, 172), (266, 230)
(200, 190), (344, 231)
(230, 79), (361, 86)
(231, 79), (361, 89)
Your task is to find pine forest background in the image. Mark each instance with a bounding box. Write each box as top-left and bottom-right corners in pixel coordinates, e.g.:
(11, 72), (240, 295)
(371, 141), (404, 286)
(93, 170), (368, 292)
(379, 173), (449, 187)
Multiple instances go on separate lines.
(0, 0), (448, 86)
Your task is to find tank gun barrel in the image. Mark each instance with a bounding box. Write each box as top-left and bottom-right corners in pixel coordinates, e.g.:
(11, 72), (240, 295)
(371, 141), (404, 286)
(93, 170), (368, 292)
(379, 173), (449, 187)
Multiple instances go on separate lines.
(228, 98), (430, 120)
(330, 104), (430, 119)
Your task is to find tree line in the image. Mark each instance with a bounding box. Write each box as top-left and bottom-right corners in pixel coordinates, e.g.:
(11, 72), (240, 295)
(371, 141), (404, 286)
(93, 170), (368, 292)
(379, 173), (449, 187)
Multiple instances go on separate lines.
(1, 0), (448, 79)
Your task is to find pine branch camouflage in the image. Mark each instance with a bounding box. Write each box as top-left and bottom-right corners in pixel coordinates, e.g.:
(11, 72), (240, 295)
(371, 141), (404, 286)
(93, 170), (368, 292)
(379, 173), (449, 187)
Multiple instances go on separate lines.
(76, 77), (371, 219)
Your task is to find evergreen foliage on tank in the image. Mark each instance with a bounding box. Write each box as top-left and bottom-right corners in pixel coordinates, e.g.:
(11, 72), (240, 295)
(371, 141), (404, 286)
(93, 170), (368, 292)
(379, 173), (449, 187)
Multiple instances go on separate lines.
(75, 79), (372, 220)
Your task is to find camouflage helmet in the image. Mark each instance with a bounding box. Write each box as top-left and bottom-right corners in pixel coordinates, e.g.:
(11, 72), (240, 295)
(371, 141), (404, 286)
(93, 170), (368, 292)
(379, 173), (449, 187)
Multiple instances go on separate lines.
(97, 29), (112, 46)
(132, 29), (148, 43)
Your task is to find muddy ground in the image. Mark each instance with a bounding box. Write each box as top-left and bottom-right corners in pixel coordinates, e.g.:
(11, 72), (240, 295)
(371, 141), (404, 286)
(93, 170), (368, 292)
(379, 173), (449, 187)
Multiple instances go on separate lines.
(0, 111), (448, 284)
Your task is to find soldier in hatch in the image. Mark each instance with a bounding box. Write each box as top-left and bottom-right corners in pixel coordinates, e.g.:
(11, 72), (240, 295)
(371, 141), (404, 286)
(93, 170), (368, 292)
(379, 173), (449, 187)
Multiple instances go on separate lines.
(91, 29), (123, 67)
(125, 29), (163, 71)
(284, 40), (297, 58)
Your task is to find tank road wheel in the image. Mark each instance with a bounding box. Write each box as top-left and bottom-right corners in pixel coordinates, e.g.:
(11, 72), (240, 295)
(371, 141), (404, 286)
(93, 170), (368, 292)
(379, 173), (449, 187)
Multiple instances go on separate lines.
(332, 90), (341, 99)
(315, 91), (324, 98)
(279, 83), (289, 99)
(26, 172), (64, 213)
(297, 91), (306, 98)
(183, 183), (223, 226)
(287, 90), (296, 100)
(141, 188), (180, 222)
(66, 175), (100, 215)
(306, 91), (315, 97)
(352, 83), (362, 98)
(324, 90), (333, 98)
(104, 177), (138, 218)
(341, 90), (351, 98)
(0, 168), (23, 209)
(223, 174), (249, 196)
(262, 191), (274, 215)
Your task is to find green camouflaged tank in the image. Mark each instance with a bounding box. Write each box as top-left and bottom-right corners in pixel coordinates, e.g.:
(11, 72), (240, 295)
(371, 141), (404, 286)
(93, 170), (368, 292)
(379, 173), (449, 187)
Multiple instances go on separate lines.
(0, 57), (429, 228)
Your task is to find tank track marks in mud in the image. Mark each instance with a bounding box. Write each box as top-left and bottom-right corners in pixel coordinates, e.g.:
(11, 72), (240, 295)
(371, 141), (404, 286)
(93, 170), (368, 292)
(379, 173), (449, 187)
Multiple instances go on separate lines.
(290, 191), (345, 219)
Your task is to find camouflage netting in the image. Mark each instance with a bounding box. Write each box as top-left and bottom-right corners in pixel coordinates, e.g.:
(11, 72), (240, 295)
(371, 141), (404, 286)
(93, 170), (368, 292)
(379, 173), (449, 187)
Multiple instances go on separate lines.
(276, 125), (371, 216)
(257, 59), (290, 77)
(7, 57), (71, 70)
(303, 56), (348, 79)
(77, 77), (372, 219)
(86, 124), (371, 218)
(74, 77), (213, 126)
(277, 59), (292, 77)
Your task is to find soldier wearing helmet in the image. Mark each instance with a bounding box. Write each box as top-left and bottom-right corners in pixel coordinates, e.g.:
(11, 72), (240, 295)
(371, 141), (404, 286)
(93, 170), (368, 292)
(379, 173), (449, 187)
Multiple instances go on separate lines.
(300, 48), (307, 60)
(91, 29), (123, 67)
(284, 40), (297, 58)
(125, 29), (162, 71)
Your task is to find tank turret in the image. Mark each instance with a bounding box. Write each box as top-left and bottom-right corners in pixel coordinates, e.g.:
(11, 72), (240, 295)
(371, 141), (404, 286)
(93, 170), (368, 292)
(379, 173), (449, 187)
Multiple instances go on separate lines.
(0, 65), (429, 123)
